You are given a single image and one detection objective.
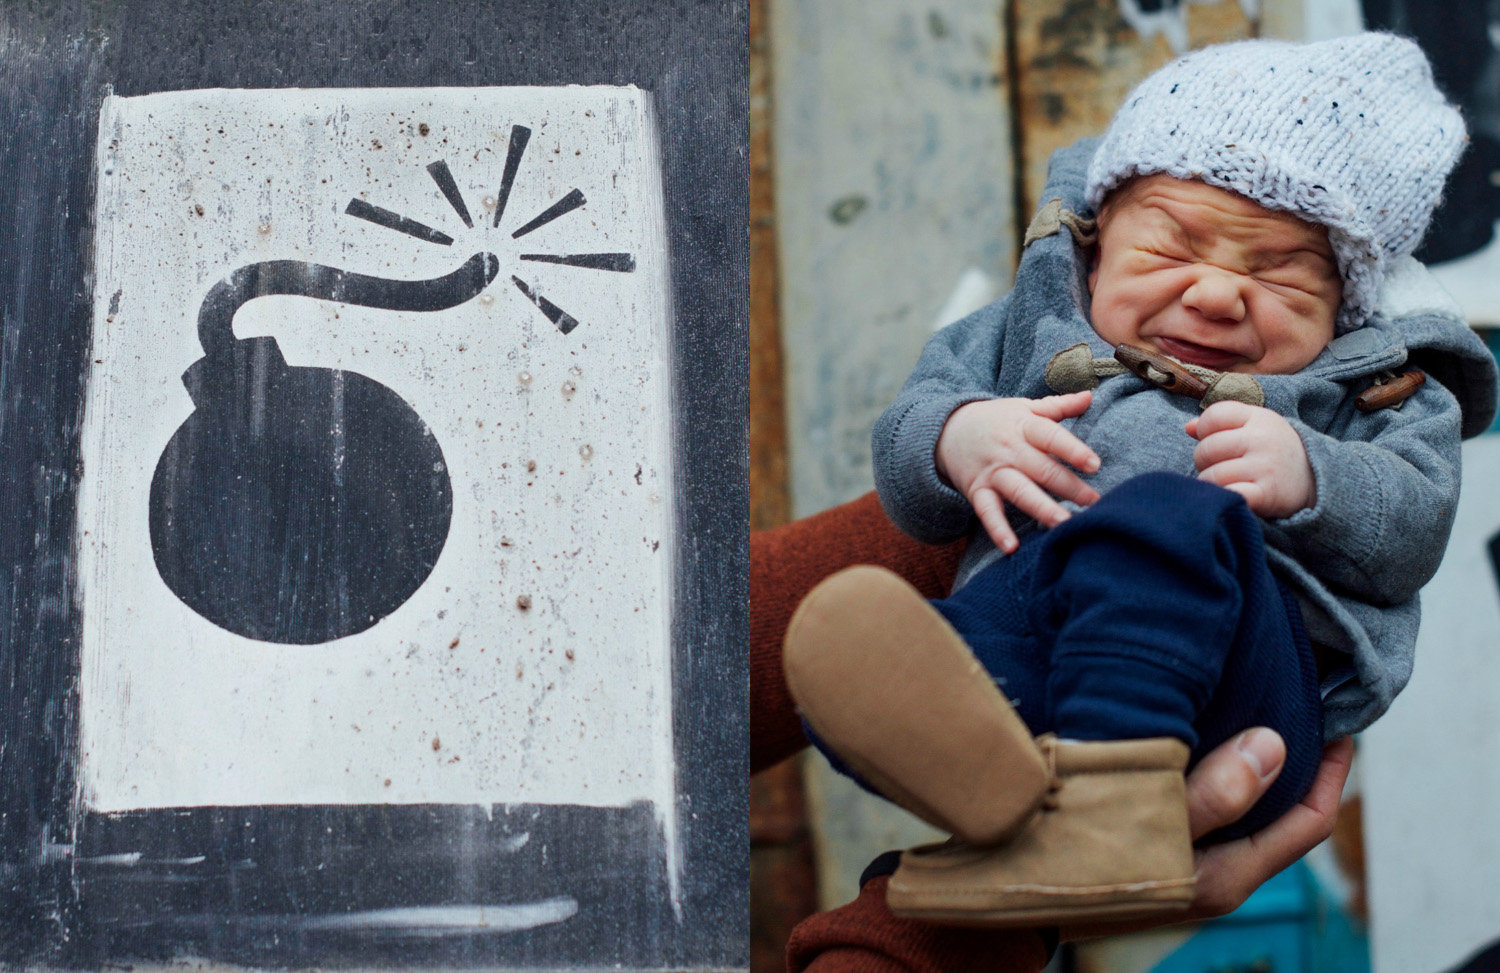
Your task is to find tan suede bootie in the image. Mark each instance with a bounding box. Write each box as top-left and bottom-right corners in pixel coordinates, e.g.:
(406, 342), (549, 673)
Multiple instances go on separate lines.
(783, 565), (1050, 846)
(886, 735), (1196, 926)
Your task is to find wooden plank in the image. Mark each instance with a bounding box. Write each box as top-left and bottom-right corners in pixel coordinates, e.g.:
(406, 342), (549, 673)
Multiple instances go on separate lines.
(1011, 0), (1254, 214)
(749, 2), (812, 970)
(751, 0), (792, 533)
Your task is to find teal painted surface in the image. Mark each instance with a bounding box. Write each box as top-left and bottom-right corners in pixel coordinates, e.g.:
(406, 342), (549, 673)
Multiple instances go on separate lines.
(1482, 328), (1500, 433)
(1151, 862), (1369, 973)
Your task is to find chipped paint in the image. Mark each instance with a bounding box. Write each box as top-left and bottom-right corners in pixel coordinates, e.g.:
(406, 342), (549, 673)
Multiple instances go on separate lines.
(1116, 0), (1260, 54)
(298, 898), (579, 935)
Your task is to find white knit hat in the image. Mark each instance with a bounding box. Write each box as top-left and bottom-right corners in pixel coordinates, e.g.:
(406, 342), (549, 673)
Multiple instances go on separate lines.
(1085, 33), (1467, 332)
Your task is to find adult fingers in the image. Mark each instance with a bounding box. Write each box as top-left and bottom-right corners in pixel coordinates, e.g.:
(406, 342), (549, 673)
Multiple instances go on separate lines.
(1186, 728), (1285, 841)
(1063, 727), (1289, 941)
(1191, 738), (1353, 917)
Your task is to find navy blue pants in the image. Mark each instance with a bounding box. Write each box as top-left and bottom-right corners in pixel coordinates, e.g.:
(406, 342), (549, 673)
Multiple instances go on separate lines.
(816, 473), (1324, 841)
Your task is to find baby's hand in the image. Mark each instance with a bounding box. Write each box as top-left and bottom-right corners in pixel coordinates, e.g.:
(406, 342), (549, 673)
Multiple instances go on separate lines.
(936, 392), (1102, 553)
(1187, 402), (1315, 518)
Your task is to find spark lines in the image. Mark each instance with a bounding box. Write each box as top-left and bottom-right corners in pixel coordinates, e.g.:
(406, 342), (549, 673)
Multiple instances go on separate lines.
(344, 124), (635, 333)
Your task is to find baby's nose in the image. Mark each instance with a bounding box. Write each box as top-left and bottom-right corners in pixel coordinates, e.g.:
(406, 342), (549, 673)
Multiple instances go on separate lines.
(1181, 269), (1247, 323)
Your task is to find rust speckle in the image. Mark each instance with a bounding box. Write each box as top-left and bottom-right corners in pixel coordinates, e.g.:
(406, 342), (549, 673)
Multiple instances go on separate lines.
(419, 122), (431, 136)
(431, 736), (441, 751)
(516, 594), (532, 611)
(449, 636), (461, 649)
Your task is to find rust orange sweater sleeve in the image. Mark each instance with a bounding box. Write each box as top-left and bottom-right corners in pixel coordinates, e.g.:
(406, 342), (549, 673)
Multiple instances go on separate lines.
(787, 875), (1050, 973)
(749, 491), (965, 774)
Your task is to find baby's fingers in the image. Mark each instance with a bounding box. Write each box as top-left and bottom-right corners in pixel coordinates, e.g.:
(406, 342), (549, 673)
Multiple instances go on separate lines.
(1023, 414), (1101, 478)
(995, 466), (1076, 530)
(972, 488), (1019, 553)
(1192, 428), (1249, 473)
(1196, 460), (1271, 512)
(1192, 401), (1257, 439)
(1028, 390), (1094, 422)
(1020, 448), (1101, 509)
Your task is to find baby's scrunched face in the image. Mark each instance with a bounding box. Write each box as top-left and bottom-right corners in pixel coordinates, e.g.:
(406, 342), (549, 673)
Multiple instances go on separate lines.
(1088, 175), (1342, 375)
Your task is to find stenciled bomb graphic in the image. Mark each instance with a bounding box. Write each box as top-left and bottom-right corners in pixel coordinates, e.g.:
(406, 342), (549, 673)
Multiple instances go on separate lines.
(149, 125), (635, 644)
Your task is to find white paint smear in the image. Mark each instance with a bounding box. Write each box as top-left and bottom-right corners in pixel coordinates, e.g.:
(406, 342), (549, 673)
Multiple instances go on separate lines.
(1116, 0), (1260, 54)
(299, 899), (580, 936)
(78, 88), (676, 820)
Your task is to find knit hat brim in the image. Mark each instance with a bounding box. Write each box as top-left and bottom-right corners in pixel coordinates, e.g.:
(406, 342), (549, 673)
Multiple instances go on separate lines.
(1084, 33), (1467, 333)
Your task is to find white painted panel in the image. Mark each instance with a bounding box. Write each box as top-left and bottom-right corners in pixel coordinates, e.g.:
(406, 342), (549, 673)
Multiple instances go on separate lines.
(1429, 229), (1500, 327)
(771, 0), (1016, 519)
(78, 88), (676, 813)
(1300, 0), (1364, 41)
(1364, 437), (1500, 973)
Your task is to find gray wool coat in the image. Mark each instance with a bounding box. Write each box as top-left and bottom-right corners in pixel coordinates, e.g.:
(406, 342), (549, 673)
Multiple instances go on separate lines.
(873, 139), (1499, 740)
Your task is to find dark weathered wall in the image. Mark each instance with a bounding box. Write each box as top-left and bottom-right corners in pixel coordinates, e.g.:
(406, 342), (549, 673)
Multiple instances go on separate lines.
(0, 1), (747, 967)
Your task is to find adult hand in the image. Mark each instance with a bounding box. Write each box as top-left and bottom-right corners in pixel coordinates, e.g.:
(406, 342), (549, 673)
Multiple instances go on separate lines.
(1067, 727), (1354, 939)
(935, 393), (1101, 553)
(1188, 402), (1316, 518)
(1188, 730), (1354, 917)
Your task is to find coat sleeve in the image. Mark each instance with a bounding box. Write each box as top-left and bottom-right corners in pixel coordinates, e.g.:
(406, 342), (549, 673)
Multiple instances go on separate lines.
(870, 296), (1012, 545)
(1265, 373), (1463, 606)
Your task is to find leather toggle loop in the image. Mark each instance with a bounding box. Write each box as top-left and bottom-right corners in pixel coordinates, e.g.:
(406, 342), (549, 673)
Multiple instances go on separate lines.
(1023, 198), (1099, 249)
(1042, 343), (1267, 409)
(1114, 344), (1211, 398)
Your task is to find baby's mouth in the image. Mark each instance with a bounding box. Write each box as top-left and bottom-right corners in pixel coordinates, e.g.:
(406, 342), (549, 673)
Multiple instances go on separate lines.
(1154, 336), (1243, 370)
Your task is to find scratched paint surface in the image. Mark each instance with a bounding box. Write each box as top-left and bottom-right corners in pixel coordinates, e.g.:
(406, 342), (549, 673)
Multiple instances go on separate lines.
(79, 88), (675, 812)
(1363, 436), (1500, 973)
(771, 0), (1017, 521)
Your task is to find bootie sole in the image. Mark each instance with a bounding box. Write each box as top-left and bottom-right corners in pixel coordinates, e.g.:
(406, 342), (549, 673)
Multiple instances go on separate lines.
(783, 565), (1049, 846)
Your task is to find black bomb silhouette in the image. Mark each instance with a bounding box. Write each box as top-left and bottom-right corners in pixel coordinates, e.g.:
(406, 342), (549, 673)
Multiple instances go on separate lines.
(150, 132), (636, 644)
(149, 254), (498, 644)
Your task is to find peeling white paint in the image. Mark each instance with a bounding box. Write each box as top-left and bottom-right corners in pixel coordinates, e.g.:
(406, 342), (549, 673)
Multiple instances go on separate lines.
(1116, 0), (1260, 55)
(495, 831), (530, 853)
(931, 267), (1001, 334)
(75, 852), (143, 867)
(77, 86), (678, 864)
(1365, 437), (1500, 973)
(298, 898), (579, 935)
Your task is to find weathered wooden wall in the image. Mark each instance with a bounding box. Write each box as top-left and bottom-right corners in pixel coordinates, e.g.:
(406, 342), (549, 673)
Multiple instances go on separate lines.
(1011, 0), (1254, 212)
